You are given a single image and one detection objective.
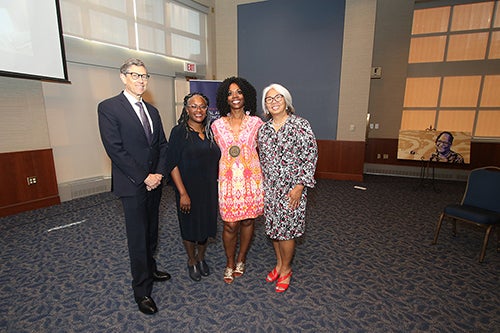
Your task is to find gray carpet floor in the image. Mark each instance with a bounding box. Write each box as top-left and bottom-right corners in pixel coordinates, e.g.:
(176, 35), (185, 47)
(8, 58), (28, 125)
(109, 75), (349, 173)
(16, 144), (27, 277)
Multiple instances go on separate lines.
(0, 175), (499, 333)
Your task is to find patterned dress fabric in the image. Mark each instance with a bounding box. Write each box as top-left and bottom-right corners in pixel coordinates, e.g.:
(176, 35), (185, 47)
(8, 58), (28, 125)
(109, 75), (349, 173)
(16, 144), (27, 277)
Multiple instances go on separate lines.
(258, 115), (318, 240)
(211, 115), (264, 222)
(166, 125), (221, 241)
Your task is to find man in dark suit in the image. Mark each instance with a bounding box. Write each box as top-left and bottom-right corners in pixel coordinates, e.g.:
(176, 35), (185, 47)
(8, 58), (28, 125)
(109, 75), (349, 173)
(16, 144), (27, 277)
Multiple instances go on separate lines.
(98, 58), (170, 315)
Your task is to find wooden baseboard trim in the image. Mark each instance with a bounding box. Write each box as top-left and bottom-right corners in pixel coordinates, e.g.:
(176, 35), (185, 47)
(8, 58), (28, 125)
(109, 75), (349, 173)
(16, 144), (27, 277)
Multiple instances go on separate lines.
(0, 196), (60, 218)
(316, 172), (363, 182)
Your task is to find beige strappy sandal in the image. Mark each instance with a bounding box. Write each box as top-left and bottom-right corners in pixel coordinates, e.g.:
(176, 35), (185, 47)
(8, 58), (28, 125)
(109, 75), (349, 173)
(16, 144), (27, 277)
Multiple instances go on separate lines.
(223, 267), (234, 284)
(233, 262), (245, 277)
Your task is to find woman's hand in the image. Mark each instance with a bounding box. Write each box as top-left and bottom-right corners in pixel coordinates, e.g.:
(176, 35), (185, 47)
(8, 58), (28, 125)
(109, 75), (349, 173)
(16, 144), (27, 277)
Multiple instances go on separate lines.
(180, 193), (191, 214)
(287, 184), (304, 210)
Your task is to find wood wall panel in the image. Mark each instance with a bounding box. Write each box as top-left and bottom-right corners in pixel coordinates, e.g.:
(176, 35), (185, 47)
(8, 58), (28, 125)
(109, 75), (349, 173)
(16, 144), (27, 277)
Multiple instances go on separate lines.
(0, 149), (60, 217)
(316, 140), (365, 181)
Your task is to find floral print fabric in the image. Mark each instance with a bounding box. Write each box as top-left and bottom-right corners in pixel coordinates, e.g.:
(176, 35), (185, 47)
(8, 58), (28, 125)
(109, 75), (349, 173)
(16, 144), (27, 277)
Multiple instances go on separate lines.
(211, 115), (264, 222)
(258, 115), (318, 240)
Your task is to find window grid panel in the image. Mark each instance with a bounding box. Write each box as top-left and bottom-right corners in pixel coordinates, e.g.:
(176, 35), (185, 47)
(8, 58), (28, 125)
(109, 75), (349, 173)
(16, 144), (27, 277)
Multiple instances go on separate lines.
(88, 0), (127, 13)
(436, 110), (475, 133)
(404, 77), (441, 107)
(401, 110), (437, 130)
(412, 7), (450, 34)
(495, 1), (500, 28)
(440, 76), (481, 107)
(475, 110), (500, 136)
(450, 2), (494, 31)
(89, 10), (131, 47)
(60, 2), (84, 37)
(408, 1), (500, 139)
(136, 0), (164, 25)
(409, 36), (446, 63)
(171, 34), (201, 62)
(60, 0), (207, 65)
(137, 24), (166, 54)
(488, 31), (500, 58)
(169, 3), (201, 35)
(480, 75), (500, 107)
(446, 32), (489, 61)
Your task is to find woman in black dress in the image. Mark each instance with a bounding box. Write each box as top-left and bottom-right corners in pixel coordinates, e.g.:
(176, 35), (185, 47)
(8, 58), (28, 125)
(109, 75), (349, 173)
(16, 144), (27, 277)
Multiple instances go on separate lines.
(167, 92), (221, 281)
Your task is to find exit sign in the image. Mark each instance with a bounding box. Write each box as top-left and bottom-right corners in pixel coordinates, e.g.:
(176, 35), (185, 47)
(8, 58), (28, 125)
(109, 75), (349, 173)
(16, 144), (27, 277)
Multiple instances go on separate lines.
(184, 62), (197, 73)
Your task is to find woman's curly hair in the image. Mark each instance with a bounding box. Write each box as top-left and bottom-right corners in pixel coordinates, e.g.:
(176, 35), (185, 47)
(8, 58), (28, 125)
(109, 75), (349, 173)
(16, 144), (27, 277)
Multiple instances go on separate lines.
(177, 92), (214, 142)
(215, 76), (257, 117)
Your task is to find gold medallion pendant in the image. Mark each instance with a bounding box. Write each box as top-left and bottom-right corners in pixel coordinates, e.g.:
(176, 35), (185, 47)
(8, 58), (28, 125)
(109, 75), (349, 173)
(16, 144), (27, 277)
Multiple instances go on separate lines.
(229, 145), (240, 157)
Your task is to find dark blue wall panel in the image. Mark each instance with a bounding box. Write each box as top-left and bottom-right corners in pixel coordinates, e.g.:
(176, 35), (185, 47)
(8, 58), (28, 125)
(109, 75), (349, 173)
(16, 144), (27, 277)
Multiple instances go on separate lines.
(238, 0), (345, 140)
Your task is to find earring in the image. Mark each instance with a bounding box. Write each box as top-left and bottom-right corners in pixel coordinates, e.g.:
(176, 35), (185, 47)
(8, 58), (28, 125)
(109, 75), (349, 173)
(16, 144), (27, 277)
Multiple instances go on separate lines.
(245, 110), (250, 116)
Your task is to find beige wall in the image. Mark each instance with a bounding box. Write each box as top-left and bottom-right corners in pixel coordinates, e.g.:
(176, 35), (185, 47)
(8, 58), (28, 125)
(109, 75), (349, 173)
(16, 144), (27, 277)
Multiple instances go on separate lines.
(42, 62), (175, 184)
(1, 35), (182, 188)
(337, 0), (377, 141)
(214, 0), (267, 79)
(43, 38), (179, 185)
(367, 0), (414, 139)
(0, 77), (50, 152)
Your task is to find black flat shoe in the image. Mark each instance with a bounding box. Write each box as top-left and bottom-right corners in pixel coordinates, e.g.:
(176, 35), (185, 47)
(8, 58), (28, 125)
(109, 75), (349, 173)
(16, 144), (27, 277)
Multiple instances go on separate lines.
(137, 296), (158, 315)
(198, 260), (210, 277)
(153, 270), (171, 281)
(188, 263), (201, 281)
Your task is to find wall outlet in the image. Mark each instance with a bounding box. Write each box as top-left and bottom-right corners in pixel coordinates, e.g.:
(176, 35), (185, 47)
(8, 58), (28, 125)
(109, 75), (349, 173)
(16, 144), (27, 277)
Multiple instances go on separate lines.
(27, 176), (37, 185)
(371, 66), (382, 79)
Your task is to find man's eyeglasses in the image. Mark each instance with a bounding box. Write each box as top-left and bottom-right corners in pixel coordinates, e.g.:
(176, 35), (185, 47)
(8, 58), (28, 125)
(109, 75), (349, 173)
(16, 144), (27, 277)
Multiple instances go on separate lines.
(187, 104), (208, 111)
(125, 72), (151, 81)
(265, 94), (284, 104)
(436, 140), (451, 146)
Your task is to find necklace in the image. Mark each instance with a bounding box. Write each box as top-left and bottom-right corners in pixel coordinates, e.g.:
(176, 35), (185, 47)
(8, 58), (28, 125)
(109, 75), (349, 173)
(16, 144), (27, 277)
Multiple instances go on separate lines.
(272, 116), (288, 128)
(187, 123), (204, 133)
(227, 114), (246, 158)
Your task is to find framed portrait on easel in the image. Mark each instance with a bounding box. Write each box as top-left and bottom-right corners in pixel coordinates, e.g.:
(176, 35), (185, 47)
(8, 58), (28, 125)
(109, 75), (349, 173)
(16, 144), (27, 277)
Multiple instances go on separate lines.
(397, 130), (471, 164)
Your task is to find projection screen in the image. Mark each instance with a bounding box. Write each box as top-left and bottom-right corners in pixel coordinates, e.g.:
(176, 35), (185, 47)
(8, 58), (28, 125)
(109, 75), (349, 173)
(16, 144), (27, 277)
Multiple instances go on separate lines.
(0, 0), (68, 82)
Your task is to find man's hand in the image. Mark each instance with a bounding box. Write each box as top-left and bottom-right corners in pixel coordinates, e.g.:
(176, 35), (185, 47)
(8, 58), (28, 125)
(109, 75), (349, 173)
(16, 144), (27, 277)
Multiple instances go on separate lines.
(144, 173), (163, 191)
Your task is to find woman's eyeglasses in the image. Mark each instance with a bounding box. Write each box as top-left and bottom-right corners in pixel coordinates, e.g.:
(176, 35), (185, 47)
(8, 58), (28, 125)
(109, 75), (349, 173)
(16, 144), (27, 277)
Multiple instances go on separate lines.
(187, 104), (208, 111)
(265, 94), (284, 104)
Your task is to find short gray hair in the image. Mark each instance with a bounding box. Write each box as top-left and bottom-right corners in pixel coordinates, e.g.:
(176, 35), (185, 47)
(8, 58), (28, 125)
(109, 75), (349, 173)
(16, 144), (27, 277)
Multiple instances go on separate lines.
(120, 58), (147, 74)
(261, 83), (295, 117)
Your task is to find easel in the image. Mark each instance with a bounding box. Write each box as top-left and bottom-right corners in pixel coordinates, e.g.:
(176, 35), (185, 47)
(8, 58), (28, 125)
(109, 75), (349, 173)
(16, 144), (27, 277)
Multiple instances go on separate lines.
(415, 158), (440, 192)
(415, 125), (440, 192)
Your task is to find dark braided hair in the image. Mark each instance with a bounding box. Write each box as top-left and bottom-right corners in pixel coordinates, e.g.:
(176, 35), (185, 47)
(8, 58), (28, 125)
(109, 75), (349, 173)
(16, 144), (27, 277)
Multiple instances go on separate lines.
(215, 77), (257, 117)
(177, 92), (214, 142)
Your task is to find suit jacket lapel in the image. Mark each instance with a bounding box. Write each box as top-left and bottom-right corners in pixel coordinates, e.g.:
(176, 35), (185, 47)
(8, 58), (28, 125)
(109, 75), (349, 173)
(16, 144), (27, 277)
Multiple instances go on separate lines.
(118, 93), (151, 143)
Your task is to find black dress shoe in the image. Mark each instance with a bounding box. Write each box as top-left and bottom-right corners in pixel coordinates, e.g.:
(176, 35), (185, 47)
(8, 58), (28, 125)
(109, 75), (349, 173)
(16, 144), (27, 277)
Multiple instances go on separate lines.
(137, 296), (158, 315)
(188, 263), (201, 281)
(153, 270), (171, 281)
(198, 260), (210, 277)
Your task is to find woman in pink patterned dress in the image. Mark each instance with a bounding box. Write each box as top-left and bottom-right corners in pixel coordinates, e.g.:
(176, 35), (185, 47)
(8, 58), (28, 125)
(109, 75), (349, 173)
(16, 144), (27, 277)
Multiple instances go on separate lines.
(211, 77), (264, 284)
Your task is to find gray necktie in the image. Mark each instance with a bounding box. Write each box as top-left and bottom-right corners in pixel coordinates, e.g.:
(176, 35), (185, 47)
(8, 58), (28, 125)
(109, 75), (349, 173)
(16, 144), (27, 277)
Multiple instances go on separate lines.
(136, 102), (152, 144)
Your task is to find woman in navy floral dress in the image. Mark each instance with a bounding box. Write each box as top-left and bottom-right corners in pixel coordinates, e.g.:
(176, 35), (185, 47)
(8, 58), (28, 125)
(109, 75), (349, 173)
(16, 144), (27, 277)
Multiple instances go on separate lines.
(257, 83), (318, 293)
